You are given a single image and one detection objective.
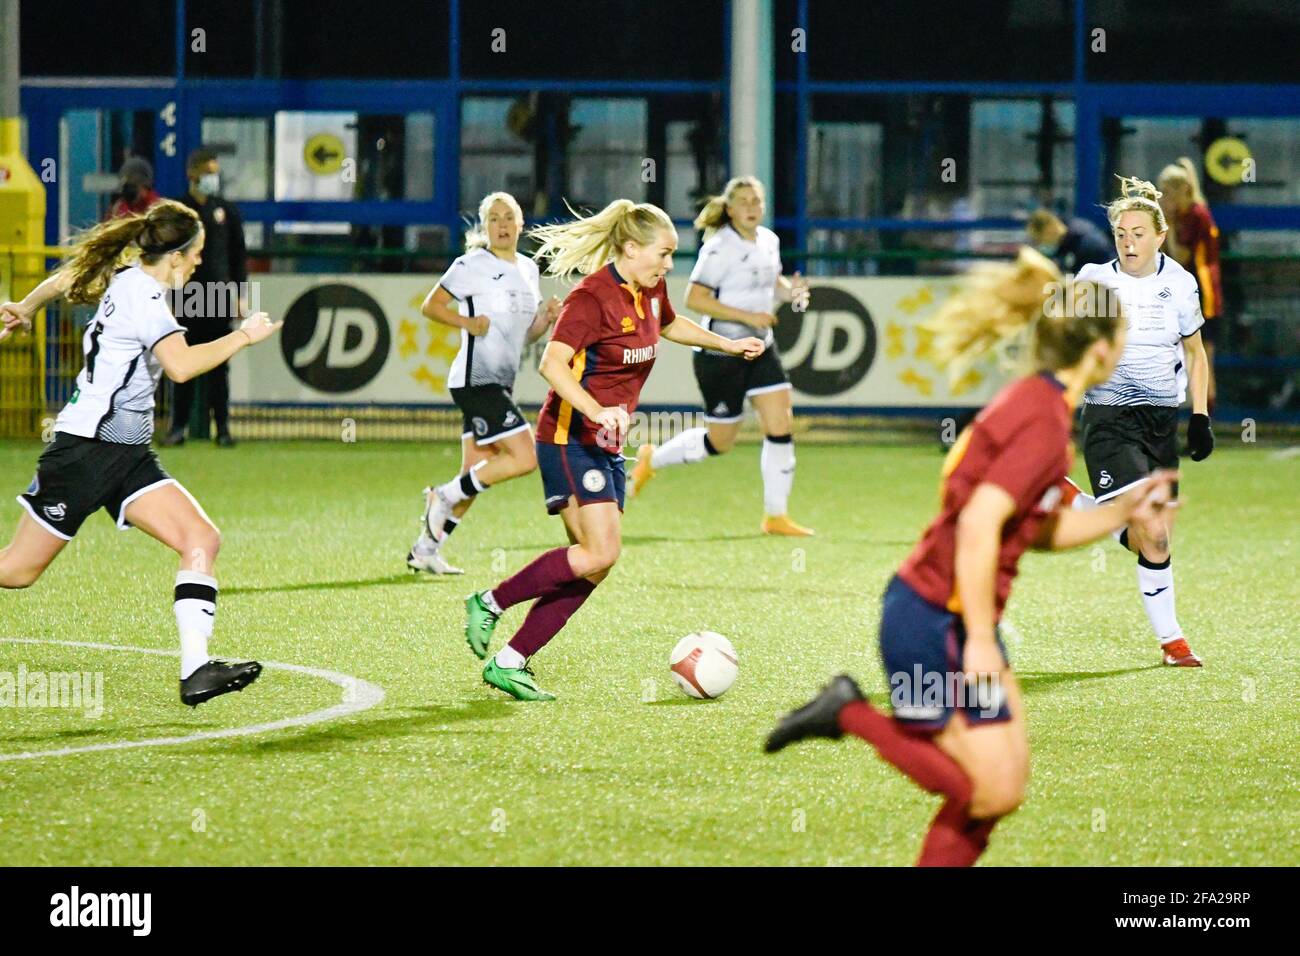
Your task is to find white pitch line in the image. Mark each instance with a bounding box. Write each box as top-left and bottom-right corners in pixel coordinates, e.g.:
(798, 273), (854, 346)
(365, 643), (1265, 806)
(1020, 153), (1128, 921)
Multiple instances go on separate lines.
(0, 637), (384, 762)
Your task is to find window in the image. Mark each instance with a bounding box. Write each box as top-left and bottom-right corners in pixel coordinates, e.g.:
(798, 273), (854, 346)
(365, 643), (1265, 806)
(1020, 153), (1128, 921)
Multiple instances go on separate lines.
(1221, 119), (1300, 206)
(460, 98), (536, 214)
(807, 95), (1073, 221)
(201, 117), (271, 201)
(567, 99), (648, 211)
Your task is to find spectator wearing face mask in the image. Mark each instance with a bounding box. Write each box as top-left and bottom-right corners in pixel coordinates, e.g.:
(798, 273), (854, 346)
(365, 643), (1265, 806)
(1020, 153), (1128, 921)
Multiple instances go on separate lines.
(106, 156), (161, 220)
(163, 148), (249, 448)
(1026, 209), (1112, 274)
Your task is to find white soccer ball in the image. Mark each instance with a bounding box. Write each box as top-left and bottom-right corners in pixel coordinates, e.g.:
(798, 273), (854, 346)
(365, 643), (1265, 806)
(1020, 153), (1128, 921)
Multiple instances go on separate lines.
(669, 631), (739, 699)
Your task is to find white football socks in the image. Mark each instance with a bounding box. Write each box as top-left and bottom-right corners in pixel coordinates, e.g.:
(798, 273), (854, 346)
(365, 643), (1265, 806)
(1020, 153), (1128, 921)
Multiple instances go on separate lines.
(437, 460), (489, 506)
(1137, 557), (1182, 643)
(175, 570), (217, 679)
(651, 427), (712, 469)
(761, 437), (796, 516)
(495, 645), (526, 669)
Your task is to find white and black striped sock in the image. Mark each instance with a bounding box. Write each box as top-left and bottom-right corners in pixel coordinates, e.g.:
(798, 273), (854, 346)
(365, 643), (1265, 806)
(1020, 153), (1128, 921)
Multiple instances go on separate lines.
(175, 570), (217, 679)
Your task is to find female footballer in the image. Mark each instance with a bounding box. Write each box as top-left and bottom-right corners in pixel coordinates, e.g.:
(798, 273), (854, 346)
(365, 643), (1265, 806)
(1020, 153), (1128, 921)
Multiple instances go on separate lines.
(1075, 177), (1212, 667)
(1159, 158), (1224, 408)
(409, 191), (560, 575)
(627, 176), (814, 536)
(461, 199), (764, 701)
(766, 248), (1177, 866)
(0, 200), (281, 705)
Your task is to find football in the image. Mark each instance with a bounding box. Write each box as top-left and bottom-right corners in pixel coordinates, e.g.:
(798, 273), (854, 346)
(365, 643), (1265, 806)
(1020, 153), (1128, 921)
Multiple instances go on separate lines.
(669, 631), (739, 699)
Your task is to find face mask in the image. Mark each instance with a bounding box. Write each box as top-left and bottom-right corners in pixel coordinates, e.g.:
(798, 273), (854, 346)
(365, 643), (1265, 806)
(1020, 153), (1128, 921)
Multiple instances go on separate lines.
(197, 172), (220, 195)
(121, 182), (140, 202)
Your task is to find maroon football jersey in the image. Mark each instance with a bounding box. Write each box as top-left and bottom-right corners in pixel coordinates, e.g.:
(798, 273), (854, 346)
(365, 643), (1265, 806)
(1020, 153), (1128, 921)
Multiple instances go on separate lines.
(898, 372), (1075, 620)
(535, 263), (677, 453)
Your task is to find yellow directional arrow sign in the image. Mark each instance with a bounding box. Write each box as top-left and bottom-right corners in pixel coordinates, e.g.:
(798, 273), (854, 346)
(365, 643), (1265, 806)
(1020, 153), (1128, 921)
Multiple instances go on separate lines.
(304, 133), (346, 176)
(1205, 137), (1251, 186)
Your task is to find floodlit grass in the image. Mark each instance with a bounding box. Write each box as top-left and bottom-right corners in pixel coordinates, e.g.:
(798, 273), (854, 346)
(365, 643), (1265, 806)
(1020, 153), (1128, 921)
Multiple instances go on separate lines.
(1, 438), (1295, 865)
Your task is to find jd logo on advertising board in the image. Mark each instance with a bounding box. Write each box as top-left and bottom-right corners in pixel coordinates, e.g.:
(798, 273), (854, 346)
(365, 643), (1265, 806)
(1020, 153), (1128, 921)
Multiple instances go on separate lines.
(281, 284), (391, 392)
(774, 287), (877, 395)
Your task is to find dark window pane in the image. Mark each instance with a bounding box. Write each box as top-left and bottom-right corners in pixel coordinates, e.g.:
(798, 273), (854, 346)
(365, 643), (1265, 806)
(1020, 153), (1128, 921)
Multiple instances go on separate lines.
(460, 0), (724, 80)
(1086, 0), (1300, 83)
(186, 0), (257, 78)
(21, 0), (175, 76)
(280, 0), (449, 78)
(806, 0), (1072, 83)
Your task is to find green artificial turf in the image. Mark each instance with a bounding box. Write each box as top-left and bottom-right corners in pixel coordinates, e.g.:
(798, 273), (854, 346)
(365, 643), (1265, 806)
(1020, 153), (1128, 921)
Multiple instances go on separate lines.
(0, 438), (1295, 865)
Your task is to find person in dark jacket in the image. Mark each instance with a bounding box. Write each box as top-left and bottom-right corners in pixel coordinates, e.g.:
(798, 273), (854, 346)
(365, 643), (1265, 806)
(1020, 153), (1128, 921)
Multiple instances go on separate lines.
(163, 148), (249, 448)
(1026, 209), (1113, 274)
(105, 156), (161, 220)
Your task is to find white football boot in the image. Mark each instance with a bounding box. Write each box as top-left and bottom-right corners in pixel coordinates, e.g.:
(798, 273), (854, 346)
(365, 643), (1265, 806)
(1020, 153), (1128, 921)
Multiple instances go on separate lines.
(407, 533), (464, 575)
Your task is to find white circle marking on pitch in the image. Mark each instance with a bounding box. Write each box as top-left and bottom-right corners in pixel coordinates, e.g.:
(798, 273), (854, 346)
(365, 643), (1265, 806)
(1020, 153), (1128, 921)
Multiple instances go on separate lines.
(0, 637), (385, 762)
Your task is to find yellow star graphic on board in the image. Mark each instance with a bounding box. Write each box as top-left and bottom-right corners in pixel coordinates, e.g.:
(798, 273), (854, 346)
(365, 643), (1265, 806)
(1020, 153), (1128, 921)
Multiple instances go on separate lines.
(885, 321), (906, 359)
(899, 368), (933, 396)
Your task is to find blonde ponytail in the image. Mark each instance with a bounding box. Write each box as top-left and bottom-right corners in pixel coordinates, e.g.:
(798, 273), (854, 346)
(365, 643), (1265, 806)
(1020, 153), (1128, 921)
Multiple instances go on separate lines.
(1157, 156), (1207, 207)
(1103, 174), (1168, 233)
(60, 200), (202, 304)
(925, 246), (1122, 384)
(464, 191), (524, 251)
(530, 199), (675, 279)
(693, 175), (765, 241)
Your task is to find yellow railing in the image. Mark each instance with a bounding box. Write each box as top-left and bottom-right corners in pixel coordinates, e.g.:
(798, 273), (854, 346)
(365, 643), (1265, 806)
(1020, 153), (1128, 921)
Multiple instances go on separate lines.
(0, 245), (66, 439)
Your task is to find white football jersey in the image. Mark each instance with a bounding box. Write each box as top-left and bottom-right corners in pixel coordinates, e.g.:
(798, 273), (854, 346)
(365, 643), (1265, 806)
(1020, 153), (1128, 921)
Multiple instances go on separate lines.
(54, 266), (184, 444)
(436, 248), (541, 389)
(687, 223), (782, 346)
(1079, 254), (1204, 407)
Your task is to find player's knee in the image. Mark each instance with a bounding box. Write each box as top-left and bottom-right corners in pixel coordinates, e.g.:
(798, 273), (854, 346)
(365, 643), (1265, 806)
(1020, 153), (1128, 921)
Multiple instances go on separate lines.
(707, 431), (735, 454)
(970, 774), (1025, 819)
(588, 539), (621, 572)
(182, 526), (221, 569)
(1135, 518), (1169, 554)
(0, 563), (40, 589)
(514, 449), (538, 477)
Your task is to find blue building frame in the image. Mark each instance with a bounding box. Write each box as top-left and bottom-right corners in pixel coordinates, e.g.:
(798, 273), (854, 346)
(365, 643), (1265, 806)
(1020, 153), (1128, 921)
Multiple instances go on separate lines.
(19, 0), (1300, 249)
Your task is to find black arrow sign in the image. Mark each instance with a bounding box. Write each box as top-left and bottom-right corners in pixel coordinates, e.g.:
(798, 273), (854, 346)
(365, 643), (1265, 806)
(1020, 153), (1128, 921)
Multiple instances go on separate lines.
(312, 144), (340, 166)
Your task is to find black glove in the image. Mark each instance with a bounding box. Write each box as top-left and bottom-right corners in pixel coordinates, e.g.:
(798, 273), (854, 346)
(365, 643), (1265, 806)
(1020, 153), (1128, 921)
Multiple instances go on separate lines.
(1188, 413), (1214, 461)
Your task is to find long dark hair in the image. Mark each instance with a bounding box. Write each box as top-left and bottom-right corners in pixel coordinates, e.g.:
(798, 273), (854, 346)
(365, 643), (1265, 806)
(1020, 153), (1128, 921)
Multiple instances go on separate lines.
(60, 200), (202, 304)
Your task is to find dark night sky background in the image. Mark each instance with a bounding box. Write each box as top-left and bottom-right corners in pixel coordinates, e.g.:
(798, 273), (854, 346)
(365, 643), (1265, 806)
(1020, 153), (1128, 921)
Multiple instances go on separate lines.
(17, 0), (1300, 84)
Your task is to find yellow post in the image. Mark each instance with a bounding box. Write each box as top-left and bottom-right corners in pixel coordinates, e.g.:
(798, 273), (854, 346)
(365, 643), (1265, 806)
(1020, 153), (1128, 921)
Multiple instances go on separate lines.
(0, 116), (48, 438)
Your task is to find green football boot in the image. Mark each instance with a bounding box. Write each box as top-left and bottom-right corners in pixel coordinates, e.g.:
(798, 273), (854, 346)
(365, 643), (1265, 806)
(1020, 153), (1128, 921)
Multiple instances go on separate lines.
(464, 591), (500, 659)
(482, 658), (556, 702)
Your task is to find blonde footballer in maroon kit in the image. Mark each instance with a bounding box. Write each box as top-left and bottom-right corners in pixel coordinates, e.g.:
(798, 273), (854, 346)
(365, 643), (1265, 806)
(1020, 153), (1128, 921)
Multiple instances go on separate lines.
(766, 249), (1178, 866)
(533, 260), (676, 457)
(463, 200), (764, 702)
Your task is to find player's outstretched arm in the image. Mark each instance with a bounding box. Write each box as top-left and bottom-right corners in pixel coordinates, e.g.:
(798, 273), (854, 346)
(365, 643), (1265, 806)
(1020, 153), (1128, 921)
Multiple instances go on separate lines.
(661, 314), (765, 360)
(775, 272), (809, 310)
(527, 296), (562, 343)
(1032, 470), (1179, 551)
(0, 269), (75, 342)
(685, 282), (775, 331)
(538, 340), (627, 441)
(421, 285), (487, 336)
(154, 312), (281, 383)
